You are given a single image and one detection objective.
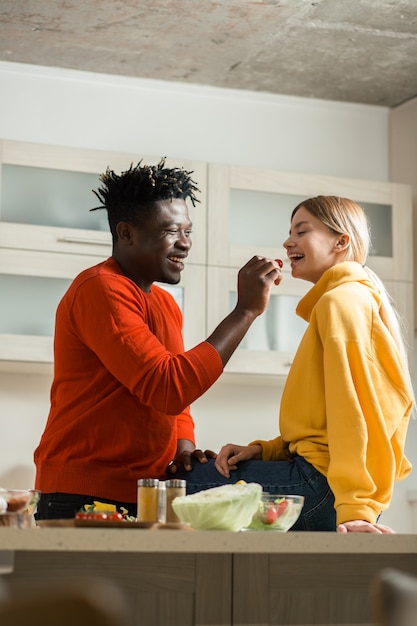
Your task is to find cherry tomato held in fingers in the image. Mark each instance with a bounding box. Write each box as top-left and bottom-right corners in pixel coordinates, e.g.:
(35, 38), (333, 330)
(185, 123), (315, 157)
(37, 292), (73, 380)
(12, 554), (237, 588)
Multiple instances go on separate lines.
(274, 259), (283, 285)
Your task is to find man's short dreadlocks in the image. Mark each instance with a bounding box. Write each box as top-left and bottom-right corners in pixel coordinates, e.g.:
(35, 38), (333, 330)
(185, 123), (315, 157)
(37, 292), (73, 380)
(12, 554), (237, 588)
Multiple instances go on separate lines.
(91, 157), (200, 239)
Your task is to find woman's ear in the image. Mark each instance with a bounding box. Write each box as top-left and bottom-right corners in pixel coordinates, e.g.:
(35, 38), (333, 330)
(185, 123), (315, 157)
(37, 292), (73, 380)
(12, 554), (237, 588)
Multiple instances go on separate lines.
(335, 234), (350, 253)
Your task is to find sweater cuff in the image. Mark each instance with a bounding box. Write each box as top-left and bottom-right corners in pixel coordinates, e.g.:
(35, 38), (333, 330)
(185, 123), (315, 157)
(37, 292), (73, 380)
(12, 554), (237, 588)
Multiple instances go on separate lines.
(176, 413), (196, 444)
(248, 436), (286, 461)
(336, 503), (380, 526)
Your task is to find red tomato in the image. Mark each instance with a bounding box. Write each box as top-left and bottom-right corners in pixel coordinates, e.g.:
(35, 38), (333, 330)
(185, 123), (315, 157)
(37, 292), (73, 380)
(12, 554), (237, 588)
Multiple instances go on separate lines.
(75, 511), (108, 521)
(276, 500), (289, 516)
(75, 510), (125, 522)
(106, 512), (123, 522)
(275, 258), (283, 268)
(264, 506), (279, 525)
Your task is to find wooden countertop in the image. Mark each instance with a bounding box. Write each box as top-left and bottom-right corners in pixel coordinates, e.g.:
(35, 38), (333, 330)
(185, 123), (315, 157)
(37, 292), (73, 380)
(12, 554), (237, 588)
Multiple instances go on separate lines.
(1, 527), (417, 553)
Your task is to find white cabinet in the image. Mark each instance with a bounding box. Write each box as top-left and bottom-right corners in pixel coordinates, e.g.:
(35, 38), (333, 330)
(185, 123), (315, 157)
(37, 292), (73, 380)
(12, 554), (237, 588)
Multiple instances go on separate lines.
(207, 163), (414, 377)
(0, 140), (207, 264)
(207, 163), (413, 281)
(1, 142), (412, 378)
(0, 140), (208, 372)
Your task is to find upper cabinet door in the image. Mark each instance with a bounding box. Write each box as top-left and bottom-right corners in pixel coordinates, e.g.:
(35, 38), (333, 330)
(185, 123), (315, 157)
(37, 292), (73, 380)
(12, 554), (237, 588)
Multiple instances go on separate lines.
(207, 163), (413, 282)
(0, 141), (208, 373)
(0, 140), (207, 266)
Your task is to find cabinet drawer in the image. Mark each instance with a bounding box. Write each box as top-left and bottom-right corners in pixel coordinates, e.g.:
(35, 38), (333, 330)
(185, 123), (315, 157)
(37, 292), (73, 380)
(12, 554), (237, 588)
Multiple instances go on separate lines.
(0, 222), (112, 257)
(0, 334), (53, 374)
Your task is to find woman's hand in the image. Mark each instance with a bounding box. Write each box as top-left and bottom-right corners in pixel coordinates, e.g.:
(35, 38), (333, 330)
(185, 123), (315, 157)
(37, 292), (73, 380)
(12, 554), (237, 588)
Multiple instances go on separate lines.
(166, 439), (217, 474)
(214, 443), (262, 478)
(336, 520), (395, 534)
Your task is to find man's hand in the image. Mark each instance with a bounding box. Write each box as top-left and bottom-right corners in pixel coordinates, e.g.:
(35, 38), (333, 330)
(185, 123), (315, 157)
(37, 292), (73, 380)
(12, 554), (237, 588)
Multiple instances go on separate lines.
(166, 439), (217, 474)
(205, 256), (282, 367)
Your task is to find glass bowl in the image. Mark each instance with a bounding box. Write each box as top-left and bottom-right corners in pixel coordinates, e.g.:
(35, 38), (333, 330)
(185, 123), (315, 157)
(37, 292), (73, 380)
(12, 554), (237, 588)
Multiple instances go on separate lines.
(0, 489), (36, 514)
(244, 494), (304, 532)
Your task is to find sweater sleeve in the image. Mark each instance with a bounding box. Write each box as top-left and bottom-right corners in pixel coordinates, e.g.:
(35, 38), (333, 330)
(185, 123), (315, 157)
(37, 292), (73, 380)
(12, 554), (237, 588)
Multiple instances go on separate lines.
(67, 273), (224, 416)
(175, 406), (196, 443)
(248, 435), (294, 461)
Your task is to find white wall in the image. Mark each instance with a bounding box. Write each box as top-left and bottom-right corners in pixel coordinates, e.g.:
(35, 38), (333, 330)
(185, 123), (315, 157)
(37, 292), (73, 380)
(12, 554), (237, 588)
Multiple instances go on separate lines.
(0, 62), (388, 177)
(1, 61), (416, 532)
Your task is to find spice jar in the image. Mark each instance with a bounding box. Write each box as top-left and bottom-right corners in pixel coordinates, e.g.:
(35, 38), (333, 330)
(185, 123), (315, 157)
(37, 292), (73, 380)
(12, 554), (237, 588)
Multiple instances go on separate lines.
(137, 478), (159, 522)
(158, 481), (166, 524)
(165, 479), (186, 523)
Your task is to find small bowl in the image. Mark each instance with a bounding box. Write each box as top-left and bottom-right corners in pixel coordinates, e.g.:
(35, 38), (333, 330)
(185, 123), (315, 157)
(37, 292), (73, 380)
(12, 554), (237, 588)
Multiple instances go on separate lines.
(244, 494), (304, 532)
(0, 489), (35, 514)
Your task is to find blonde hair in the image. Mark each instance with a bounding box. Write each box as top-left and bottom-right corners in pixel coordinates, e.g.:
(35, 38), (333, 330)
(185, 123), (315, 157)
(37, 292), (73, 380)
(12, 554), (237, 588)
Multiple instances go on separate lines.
(293, 195), (415, 413)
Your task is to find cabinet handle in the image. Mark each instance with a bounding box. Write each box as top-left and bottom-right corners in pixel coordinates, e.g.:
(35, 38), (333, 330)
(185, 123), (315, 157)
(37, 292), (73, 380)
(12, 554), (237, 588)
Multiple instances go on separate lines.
(57, 236), (111, 246)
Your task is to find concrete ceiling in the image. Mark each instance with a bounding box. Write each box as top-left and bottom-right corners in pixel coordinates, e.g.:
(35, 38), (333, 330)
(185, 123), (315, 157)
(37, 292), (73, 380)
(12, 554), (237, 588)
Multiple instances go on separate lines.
(1, 0), (417, 108)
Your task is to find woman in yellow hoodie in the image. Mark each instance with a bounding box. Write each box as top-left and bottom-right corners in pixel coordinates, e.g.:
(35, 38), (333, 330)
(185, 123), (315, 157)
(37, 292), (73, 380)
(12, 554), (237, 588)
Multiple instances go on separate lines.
(177, 196), (414, 533)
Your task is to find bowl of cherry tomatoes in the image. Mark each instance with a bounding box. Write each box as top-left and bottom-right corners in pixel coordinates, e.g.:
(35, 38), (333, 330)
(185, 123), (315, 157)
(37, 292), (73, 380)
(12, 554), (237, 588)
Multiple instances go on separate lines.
(243, 494), (304, 532)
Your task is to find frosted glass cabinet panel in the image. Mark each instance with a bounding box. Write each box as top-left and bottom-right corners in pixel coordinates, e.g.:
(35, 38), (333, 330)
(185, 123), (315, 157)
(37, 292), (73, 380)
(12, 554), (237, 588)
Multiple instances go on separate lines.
(0, 274), (71, 373)
(229, 291), (307, 354)
(229, 189), (299, 249)
(362, 202), (392, 258)
(208, 163), (413, 282)
(0, 274), (71, 336)
(230, 190), (393, 259)
(1, 165), (105, 230)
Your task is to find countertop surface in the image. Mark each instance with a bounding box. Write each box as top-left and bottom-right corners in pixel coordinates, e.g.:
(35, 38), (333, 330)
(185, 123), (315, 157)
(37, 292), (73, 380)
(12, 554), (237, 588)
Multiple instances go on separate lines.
(1, 527), (417, 553)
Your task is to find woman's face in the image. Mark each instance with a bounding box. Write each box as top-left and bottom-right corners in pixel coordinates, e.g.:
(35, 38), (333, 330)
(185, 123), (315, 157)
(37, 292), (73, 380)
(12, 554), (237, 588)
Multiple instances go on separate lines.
(283, 206), (347, 284)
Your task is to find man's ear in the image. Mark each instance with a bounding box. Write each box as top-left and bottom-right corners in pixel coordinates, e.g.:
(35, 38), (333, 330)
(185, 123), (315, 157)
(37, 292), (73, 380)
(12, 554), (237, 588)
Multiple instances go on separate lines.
(116, 221), (134, 244)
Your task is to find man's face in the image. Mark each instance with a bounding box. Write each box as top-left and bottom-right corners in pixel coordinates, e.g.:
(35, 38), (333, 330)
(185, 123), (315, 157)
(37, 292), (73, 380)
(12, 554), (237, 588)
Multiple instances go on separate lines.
(115, 198), (193, 292)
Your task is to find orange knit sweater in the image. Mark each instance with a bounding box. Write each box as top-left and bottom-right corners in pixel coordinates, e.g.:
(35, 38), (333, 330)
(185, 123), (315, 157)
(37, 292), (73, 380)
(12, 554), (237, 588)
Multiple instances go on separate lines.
(34, 258), (223, 502)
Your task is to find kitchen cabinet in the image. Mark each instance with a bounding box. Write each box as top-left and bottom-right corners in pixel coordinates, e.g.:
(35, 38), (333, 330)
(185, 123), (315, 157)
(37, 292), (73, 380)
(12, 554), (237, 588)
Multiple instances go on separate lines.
(207, 163), (414, 376)
(0, 140), (413, 377)
(0, 140), (207, 372)
(2, 528), (417, 626)
(207, 163), (413, 280)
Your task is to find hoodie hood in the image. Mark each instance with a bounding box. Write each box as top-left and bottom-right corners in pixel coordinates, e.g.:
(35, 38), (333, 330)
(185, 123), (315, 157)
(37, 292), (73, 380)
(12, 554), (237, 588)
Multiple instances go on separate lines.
(296, 262), (380, 323)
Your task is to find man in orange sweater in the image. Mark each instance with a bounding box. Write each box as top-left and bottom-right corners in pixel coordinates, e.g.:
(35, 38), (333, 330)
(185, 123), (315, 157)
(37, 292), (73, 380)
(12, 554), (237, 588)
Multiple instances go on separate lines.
(34, 158), (281, 519)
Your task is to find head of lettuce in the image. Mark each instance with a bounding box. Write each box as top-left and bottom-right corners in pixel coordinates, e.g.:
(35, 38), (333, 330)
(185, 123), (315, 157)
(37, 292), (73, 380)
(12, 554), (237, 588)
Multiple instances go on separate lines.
(172, 482), (263, 531)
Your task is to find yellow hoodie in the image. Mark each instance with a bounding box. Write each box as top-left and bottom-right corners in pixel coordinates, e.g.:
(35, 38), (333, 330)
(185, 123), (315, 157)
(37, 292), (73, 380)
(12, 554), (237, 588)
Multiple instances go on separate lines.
(252, 262), (412, 525)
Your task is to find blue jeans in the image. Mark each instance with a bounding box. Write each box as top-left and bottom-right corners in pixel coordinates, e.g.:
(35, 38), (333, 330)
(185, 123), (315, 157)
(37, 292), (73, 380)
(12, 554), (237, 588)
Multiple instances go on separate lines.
(176, 456), (336, 531)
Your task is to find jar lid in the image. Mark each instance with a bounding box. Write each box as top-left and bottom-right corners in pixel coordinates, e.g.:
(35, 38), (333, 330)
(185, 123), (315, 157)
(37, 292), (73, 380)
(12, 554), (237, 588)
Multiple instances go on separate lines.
(165, 479), (186, 488)
(137, 478), (159, 487)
